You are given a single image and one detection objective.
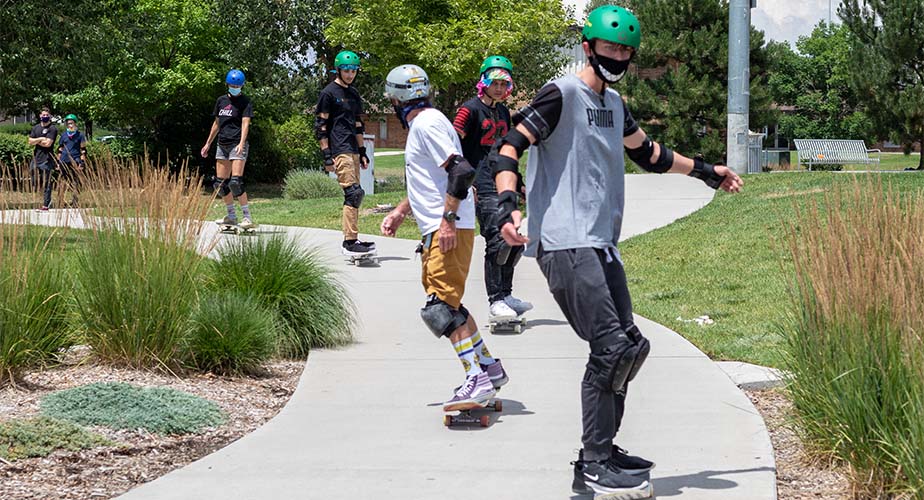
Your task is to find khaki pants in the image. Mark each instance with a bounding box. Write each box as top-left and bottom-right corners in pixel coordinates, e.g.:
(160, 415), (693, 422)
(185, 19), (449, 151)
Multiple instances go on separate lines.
(334, 154), (361, 240)
(421, 229), (475, 309)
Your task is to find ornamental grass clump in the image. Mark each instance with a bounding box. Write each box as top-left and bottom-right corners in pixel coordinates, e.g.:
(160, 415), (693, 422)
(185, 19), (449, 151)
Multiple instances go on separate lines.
(783, 176), (924, 497)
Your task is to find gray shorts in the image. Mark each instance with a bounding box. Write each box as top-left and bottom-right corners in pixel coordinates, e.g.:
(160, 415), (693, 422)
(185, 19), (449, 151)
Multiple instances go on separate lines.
(215, 142), (249, 161)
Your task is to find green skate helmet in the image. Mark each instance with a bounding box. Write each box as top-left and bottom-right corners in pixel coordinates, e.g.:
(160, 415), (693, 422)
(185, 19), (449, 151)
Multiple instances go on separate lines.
(64, 113), (78, 123)
(479, 55), (513, 76)
(582, 5), (641, 49)
(334, 50), (361, 70)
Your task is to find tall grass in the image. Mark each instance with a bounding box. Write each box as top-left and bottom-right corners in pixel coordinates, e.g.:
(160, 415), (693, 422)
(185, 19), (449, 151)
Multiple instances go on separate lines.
(783, 177), (924, 497)
(187, 291), (277, 375)
(0, 164), (73, 385)
(209, 235), (355, 356)
(71, 155), (215, 369)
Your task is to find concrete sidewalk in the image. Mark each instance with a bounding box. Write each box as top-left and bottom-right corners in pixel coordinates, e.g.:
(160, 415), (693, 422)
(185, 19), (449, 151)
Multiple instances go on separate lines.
(110, 174), (774, 500)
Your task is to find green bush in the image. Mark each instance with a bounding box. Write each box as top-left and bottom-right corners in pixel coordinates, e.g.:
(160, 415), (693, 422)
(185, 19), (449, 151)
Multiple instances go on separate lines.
(282, 169), (341, 200)
(0, 132), (31, 166)
(73, 231), (204, 368)
(783, 177), (924, 496)
(247, 116), (323, 183)
(0, 416), (111, 461)
(209, 235), (355, 356)
(375, 174), (406, 193)
(187, 291), (277, 375)
(0, 228), (73, 385)
(41, 382), (226, 435)
(0, 123), (33, 135)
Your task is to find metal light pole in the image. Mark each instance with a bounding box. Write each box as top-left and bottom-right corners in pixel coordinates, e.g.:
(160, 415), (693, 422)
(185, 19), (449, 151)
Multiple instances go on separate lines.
(727, 0), (753, 174)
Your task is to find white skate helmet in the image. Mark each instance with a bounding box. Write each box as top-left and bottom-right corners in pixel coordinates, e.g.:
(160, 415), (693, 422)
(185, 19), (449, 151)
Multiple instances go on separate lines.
(384, 64), (431, 103)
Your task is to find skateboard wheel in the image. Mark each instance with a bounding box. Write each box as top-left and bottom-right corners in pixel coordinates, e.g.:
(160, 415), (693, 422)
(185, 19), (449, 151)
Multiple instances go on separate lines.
(479, 415), (489, 427)
(494, 400), (503, 412)
(444, 415), (452, 427)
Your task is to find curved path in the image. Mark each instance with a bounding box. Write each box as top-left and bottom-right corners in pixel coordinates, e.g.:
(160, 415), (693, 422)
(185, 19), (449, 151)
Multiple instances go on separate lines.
(109, 174), (775, 500)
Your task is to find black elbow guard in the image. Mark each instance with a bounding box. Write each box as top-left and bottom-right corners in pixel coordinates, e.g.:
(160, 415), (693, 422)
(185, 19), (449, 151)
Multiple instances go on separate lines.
(356, 120), (365, 135)
(446, 155), (475, 200)
(626, 137), (674, 173)
(314, 116), (328, 141)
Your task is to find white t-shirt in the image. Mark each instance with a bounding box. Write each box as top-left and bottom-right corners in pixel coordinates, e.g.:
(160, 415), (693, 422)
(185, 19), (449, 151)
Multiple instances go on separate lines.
(404, 108), (476, 235)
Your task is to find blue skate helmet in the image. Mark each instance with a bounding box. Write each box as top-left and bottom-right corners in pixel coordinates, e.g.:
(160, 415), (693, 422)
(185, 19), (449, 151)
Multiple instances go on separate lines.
(226, 69), (246, 86)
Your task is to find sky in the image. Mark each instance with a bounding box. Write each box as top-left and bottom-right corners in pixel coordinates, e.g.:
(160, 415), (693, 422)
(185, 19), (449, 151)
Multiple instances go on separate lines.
(566, 0), (841, 48)
(752, 0), (843, 47)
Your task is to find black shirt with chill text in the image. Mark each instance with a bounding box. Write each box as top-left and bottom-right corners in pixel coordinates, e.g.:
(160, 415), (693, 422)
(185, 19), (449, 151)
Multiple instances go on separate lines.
(213, 94), (253, 147)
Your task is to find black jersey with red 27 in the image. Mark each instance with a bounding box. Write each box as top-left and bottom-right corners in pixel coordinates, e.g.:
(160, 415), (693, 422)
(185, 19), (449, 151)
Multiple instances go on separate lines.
(452, 97), (511, 190)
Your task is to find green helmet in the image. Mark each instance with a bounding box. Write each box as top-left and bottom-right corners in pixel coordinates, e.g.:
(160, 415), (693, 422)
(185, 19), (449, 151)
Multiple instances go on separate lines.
(334, 50), (361, 69)
(582, 5), (641, 49)
(64, 113), (78, 123)
(479, 55), (513, 76)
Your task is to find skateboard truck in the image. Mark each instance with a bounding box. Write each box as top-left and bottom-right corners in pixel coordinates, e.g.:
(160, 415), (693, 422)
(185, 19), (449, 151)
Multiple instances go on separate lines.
(489, 316), (526, 334)
(443, 399), (503, 427)
(346, 252), (379, 266)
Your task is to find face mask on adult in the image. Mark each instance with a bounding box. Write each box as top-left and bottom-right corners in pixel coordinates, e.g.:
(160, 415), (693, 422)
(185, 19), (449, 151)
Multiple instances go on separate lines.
(40, 116), (50, 123)
(588, 44), (633, 84)
(228, 87), (242, 96)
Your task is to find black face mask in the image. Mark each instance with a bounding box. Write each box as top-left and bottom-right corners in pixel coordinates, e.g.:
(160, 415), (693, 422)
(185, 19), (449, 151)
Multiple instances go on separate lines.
(589, 52), (631, 84)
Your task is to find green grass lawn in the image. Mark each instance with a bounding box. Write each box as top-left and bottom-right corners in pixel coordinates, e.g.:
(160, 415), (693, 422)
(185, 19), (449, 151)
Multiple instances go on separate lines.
(621, 170), (924, 367)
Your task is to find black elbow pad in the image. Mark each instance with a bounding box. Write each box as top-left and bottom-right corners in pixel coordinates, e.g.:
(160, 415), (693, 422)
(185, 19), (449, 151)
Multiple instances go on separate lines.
(626, 137), (674, 173)
(314, 115), (328, 141)
(446, 155), (475, 200)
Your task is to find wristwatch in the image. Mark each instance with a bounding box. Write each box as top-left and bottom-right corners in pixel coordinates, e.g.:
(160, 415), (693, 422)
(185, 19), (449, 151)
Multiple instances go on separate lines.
(442, 211), (459, 222)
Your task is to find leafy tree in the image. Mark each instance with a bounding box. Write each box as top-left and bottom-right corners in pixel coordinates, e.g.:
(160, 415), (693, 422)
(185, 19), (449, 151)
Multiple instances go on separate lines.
(841, 0), (924, 168)
(324, 0), (575, 113)
(767, 23), (874, 145)
(0, 0), (113, 117)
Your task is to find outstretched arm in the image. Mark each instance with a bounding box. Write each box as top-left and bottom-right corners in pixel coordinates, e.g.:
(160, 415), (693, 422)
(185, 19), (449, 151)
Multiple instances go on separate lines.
(624, 128), (743, 193)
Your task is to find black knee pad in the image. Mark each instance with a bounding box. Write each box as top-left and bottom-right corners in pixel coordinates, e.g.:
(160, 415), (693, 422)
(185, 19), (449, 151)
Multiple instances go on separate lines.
(420, 295), (467, 338)
(626, 325), (650, 382)
(495, 242), (524, 266)
(343, 183), (364, 208)
(214, 177), (230, 197)
(229, 176), (245, 197)
(584, 331), (640, 393)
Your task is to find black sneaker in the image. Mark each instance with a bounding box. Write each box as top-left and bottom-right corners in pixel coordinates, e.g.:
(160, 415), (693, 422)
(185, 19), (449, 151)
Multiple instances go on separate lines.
(573, 458), (652, 498)
(342, 240), (374, 256)
(356, 240), (376, 251)
(609, 445), (655, 476)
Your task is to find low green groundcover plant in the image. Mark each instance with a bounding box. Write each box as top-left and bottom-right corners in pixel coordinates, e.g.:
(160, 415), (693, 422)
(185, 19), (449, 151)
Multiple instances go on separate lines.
(282, 169), (341, 200)
(41, 382), (225, 435)
(210, 235), (355, 356)
(0, 416), (111, 461)
(187, 291), (277, 375)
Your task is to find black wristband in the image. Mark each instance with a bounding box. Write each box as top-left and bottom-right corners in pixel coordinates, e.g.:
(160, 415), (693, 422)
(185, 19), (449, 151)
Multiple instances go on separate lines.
(496, 190), (519, 231)
(322, 148), (333, 165)
(358, 146), (369, 163)
(689, 158), (725, 189)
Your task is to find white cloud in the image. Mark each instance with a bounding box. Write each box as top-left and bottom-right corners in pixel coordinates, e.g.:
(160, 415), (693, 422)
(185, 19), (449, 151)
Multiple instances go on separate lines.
(752, 0), (841, 47)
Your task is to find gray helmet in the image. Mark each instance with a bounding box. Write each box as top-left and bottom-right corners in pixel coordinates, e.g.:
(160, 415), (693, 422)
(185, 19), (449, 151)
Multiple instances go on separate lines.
(384, 64), (431, 103)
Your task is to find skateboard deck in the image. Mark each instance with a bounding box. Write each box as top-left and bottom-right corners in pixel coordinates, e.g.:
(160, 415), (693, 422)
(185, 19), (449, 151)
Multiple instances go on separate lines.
(489, 315), (526, 334)
(592, 483), (654, 500)
(346, 252), (378, 266)
(443, 399), (502, 427)
(218, 223), (256, 235)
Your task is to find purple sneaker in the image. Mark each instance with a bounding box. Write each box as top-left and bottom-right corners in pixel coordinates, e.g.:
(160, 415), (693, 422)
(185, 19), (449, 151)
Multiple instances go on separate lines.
(443, 372), (495, 412)
(482, 359), (509, 390)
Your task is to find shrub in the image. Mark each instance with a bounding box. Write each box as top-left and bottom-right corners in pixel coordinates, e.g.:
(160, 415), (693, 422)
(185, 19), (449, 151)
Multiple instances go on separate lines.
(187, 291), (277, 375)
(282, 169), (341, 200)
(0, 223), (72, 385)
(209, 235), (355, 356)
(783, 177), (924, 496)
(0, 132), (31, 166)
(41, 382), (225, 435)
(247, 116), (323, 183)
(72, 157), (214, 369)
(0, 416), (111, 461)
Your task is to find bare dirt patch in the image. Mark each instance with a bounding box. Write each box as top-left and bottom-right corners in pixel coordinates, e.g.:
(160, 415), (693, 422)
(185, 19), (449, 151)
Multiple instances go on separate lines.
(0, 358), (303, 500)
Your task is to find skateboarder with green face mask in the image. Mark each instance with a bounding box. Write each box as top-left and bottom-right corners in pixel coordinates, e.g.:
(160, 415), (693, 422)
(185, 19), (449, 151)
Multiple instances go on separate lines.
(490, 5), (743, 498)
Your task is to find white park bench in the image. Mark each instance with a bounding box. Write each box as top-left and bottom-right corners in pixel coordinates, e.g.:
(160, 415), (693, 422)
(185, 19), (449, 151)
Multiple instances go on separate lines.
(794, 139), (881, 170)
